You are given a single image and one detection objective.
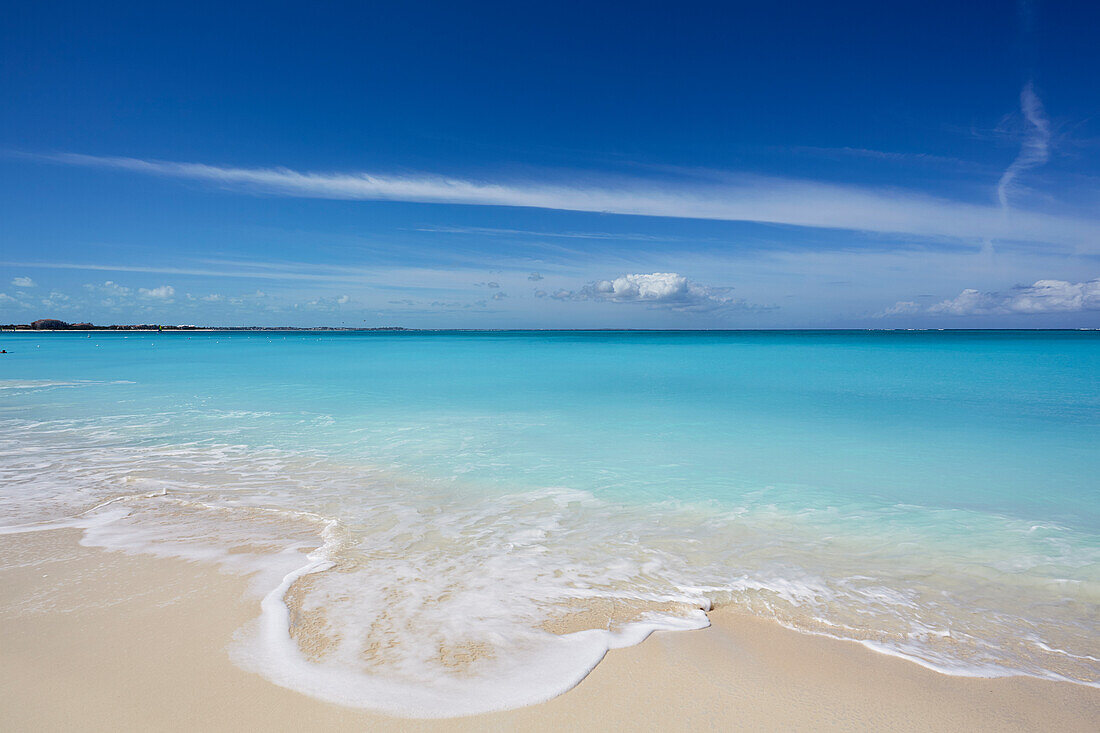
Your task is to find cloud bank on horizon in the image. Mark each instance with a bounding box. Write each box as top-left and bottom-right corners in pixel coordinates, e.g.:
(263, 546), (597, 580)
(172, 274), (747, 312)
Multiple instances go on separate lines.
(876, 278), (1100, 318)
(930, 278), (1100, 316)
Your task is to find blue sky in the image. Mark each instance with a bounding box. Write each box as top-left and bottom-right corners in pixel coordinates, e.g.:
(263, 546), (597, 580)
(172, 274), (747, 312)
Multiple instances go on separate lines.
(2, 1), (1099, 327)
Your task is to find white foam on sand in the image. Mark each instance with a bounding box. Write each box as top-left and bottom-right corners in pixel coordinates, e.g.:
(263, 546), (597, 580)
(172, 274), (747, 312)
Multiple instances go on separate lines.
(0, 486), (712, 718)
(232, 515), (709, 718)
(3, 415), (1099, 715)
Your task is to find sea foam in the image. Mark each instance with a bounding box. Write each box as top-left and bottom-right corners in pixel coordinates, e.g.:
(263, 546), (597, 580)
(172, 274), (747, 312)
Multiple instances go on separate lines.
(3, 413), (1098, 716)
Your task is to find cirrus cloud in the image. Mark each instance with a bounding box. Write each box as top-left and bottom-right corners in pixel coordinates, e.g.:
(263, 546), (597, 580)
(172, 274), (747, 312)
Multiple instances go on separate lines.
(997, 83), (1050, 211)
(874, 301), (921, 318)
(34, 152), (1100, 251)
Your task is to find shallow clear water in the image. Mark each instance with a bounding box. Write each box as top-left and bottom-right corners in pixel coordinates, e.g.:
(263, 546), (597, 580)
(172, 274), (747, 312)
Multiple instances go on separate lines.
(1, 330), (1098, 715)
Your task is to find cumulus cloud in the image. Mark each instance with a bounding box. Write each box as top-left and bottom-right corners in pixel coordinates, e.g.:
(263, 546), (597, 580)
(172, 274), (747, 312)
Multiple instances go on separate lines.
(584, 273), (696, 302)
(554, 272), (762, 312)
(929, 278), (1100, 315)
(528, 272), (543, 281)
(38, 152), (1100, 250)
(139, 285), (175, 299)
(11, 276), (36, 287)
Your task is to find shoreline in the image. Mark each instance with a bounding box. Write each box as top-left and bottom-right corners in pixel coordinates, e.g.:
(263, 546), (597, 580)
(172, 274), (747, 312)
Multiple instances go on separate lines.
(2, 530), (1097, 731)
(6, 327), (1099, 333)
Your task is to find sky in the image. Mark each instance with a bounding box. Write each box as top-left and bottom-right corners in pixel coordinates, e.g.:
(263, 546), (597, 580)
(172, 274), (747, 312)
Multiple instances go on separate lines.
(2, 0), (1099, 328)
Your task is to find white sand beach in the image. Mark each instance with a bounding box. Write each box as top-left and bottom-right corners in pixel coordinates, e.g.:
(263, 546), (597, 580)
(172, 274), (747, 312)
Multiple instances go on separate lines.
(3, 530), (1096, 732)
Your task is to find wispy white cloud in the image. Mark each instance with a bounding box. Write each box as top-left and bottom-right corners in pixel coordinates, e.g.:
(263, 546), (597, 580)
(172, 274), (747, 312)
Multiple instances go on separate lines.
(930, 278), (1100, 315)
(41, 291), (71, 309)
(2, 258), (537, 288)
(11, 276), (36, 287)
(412, 224), (687, 242)
(996, 82), (1051, 211)
(874, 301), (920, 318)
(84, 280), (132, 297)
(9, 261), (344, 281)
(193, 289), (267, 306)
(784, 145), (989, 172)
(79, 280), (176, 307)
(302, 294), (353, 310)
(38, 152), (1100, 250)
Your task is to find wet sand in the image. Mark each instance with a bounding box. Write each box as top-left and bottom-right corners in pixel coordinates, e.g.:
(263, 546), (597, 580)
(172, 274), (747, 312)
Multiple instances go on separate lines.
(2, 530), (1097, 732)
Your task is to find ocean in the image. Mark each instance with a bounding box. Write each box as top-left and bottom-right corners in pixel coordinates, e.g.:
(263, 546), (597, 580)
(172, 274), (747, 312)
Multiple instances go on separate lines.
(1, 330), (1097, 716)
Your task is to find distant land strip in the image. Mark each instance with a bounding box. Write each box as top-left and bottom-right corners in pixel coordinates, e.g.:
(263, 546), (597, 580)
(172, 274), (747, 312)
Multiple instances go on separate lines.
(2, 319), (409, 332)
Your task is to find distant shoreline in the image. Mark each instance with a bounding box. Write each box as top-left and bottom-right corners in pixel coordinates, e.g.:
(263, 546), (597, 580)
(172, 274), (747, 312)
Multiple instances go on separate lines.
(3, 324), (1097, 333)
(1, 320), (411, 332)
(2, 328), (412, 332)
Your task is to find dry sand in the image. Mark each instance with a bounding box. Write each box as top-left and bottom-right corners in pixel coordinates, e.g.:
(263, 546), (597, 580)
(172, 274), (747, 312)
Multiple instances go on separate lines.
(2, 530), (1097, 732)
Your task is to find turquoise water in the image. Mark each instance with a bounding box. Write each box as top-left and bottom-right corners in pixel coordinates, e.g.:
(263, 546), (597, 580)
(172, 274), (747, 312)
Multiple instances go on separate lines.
(2, 330), (1098, 715)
